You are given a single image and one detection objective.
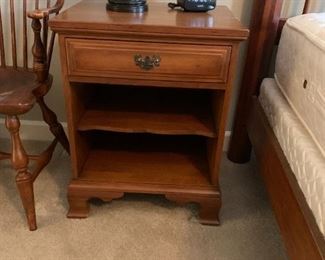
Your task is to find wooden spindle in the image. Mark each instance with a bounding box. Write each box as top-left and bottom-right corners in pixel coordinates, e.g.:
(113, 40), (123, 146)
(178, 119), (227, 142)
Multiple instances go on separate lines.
(0, 4), (6, 67)
(43, 0), (50, 61)
(35, 0), (39, 9)
(47, 2), (60, 72)
(31, 18), (47, 82)
(23, 0), (28, 69)
(303, 0), (311, 14)
(10, 0), (17, 68)
(47, 32), (55, 71)
(43, 1), (53, 67)
(43, 17), (49, 62)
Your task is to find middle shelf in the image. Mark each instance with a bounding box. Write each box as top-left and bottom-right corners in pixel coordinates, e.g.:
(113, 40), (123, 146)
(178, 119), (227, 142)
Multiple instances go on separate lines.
(76, 84), (218, 137)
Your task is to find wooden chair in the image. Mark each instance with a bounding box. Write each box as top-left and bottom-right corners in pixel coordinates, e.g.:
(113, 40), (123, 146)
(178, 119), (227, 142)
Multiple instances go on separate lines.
(0, 0), (69, 231)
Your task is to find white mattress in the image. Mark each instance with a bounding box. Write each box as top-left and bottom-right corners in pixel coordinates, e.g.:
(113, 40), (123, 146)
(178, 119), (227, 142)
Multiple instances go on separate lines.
(275, 13), (325, 157)
(259, 78), (325, 236)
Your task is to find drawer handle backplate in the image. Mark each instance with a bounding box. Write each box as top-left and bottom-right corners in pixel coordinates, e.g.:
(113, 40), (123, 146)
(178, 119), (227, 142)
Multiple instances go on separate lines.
(134, 54), (161, 70)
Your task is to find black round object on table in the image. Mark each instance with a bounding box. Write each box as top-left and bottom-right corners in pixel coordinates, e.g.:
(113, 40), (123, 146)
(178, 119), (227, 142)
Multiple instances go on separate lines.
(106, 0), (148, 13)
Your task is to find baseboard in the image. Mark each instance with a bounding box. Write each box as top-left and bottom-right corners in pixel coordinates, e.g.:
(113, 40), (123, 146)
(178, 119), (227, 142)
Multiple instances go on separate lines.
(0, 119), (232, 151)
(223, 131), (231, 152)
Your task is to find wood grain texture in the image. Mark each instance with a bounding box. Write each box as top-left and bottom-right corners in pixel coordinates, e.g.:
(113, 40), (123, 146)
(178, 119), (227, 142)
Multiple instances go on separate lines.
(58, 36), (89, 178)
(247, 97), (325, 260)
(50, 0), (248, 40)
(6, 116), (36, 231)
(80, 134), (211, 187)
(0, 0), (68, 231)
(53, 0), (247, 225)
(208, 44), (239, 185)
(9, 0), (17, 68)
(0, 5), (5, 67)
(0, 68), (36, 115)
(228, 0), (283, 163)
(228, 0), (313, 163)
(66, 39), (231, 86)
(78, 109), (216, 137)
(227, 0), (325, 258)
(23, 0), (28, 69)
(67, 181), (220, 225)
(78, 86), (216, 137)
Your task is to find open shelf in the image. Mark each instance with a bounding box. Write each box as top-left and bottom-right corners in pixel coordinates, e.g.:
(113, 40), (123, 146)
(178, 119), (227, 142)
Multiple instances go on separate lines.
(77, 85), (216, 137)
(79, 132), (212, 189)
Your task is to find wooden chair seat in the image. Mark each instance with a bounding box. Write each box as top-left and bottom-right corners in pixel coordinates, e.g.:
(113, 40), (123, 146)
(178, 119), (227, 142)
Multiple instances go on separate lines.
(0, 68), (38, 115)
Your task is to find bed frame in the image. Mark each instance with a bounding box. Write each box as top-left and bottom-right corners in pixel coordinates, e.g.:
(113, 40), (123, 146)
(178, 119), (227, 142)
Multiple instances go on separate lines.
(227, 0), (325, 259)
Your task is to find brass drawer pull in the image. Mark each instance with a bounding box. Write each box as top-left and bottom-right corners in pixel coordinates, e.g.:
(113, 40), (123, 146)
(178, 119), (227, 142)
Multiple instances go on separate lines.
(134, 54), (161, 70)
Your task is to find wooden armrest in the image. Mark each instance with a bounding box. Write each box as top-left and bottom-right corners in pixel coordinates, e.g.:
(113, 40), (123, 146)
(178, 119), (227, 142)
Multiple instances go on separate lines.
(28, 0), (64, 83)
(28, 0), (64, 19)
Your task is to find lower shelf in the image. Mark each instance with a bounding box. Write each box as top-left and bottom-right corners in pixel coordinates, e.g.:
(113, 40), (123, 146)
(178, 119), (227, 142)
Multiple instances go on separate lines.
(79, 134), (214, 191)
(70, 133), (220, 224)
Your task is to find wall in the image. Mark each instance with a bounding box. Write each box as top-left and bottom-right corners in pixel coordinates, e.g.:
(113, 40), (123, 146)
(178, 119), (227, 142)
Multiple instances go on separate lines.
(1, 0), (324, 133)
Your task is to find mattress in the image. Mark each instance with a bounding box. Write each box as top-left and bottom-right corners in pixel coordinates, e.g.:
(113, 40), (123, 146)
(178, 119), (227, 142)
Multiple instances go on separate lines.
(274, 13), (325, 157)
(259, 78), (325, 236)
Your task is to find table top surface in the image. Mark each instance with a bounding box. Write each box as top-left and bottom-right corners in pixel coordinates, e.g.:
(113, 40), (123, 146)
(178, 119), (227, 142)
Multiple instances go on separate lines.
(50, 0), (248, 39)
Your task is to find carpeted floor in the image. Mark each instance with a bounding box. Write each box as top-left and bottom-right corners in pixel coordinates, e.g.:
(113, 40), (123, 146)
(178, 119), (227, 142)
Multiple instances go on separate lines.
(0, 140), (287, 260)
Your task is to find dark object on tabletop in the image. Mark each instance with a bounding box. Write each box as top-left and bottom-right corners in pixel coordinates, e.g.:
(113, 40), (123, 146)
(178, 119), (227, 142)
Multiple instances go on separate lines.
(168, 0), (216, 12)
(107, 0), (148, 13)
(0, 0), (69, 231)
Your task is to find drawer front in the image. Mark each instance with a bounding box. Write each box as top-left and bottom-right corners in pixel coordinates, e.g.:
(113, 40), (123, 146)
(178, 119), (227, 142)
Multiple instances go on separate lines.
(66, 39), (231, 85)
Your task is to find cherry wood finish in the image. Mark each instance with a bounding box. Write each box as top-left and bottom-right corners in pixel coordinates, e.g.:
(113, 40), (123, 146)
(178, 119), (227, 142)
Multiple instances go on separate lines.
(247, 97), (325, 260)
(228, 0), (311, 163)
(51, 0), (248, 225)
(0, 0), (69, 230)
(66, 40), (231, 89)
(227, 0), (325, 259)
(49, 1), (248, 40)
(227, 0), (283, 163)
(77, 86), (216, 137)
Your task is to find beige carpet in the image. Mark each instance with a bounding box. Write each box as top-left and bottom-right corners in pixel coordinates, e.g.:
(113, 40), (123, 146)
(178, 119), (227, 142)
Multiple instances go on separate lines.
(0, 140), (287, 260)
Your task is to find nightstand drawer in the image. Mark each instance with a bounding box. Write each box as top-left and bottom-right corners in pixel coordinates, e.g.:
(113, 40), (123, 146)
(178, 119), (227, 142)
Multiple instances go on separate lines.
(66, 39), (231, 85)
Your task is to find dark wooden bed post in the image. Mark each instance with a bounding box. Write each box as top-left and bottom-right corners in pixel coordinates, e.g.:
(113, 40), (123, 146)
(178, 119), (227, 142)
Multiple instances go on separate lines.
(227, 0), (283, 163)
(226, 0), (325, 258)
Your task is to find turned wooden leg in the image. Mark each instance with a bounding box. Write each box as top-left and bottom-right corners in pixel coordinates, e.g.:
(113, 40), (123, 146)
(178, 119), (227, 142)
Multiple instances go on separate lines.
(37, 96), (70, 154)
(6, 116), (37, 231)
